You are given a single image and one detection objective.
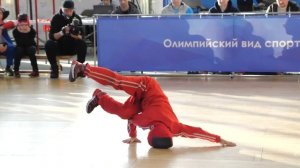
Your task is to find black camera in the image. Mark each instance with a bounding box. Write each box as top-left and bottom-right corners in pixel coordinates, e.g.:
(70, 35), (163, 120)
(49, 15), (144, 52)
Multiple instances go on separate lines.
(69, 18), (81, 36)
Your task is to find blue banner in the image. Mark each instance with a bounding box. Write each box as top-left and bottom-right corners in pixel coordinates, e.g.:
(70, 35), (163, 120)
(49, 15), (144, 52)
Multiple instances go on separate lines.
(97, 15), (300, 72)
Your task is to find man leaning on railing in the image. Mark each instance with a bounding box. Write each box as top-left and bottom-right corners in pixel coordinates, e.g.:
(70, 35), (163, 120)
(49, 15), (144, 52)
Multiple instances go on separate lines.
(266, 0), (299, 13)
(112, 0), (141, 14)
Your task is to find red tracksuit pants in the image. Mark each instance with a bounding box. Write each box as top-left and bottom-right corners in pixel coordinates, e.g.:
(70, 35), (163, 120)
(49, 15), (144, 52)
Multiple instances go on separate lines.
(85, 64), (221, 145)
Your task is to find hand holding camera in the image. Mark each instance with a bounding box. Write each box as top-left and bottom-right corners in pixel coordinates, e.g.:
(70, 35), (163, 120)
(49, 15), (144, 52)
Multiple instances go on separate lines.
(61, 25), (70, 35)
(61, 18), (81, 39)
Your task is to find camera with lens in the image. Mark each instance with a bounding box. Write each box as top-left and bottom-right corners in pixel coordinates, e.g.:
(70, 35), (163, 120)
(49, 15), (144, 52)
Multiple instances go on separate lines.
(69, 18), (81, 36)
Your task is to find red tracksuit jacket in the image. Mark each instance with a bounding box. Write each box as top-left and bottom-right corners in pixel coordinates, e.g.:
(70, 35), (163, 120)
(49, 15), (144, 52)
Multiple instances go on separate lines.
(85, 64), (221, 143)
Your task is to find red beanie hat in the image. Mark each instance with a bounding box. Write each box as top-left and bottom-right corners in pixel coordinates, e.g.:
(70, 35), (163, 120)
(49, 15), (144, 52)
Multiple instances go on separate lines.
(147, 123), (173, 149)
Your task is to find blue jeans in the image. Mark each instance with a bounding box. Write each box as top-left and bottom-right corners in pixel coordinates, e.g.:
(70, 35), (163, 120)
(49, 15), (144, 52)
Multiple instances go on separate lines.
(2, 44), (15, 68)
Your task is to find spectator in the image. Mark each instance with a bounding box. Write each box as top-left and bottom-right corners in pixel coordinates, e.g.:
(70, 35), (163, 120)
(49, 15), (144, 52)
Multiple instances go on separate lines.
(237, 0), (266, 12)
(105, 0), (120, 7)
(13, 14), (39, 78)
(112, 0), (141, 14)
(45, 0), (87, 78)
(161, 0), (194, 14)
(264, 0), (277, 6)
(266, 0), (299, 13)
(183, 0), (208, 12)
(208, 0), (238, 75)
(161, 0), (197, 74)
(209, 0), (239, 13)
(99, 0), (112, 6)
(265, 0), (298, 76)
(0, 7), (15, 76)
(96, 0), (114, 14)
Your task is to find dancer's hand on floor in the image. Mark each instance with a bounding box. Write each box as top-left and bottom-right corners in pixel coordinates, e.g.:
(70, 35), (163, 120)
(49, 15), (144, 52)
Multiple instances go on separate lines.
(220, 139), (236, 147)
(122, 137), (141, 144)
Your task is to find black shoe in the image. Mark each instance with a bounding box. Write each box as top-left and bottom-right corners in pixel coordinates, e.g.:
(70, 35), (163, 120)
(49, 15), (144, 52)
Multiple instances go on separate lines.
(69, 60), (85, 82)
(50, 71), (59, 78)
(5, 68), (14, 76)
(15, 71), (21, 78)
(50, 65), (59, 79)
(86, 89), (106, 114)
(29, 71), (39, 78)
(86, 96), (99, 114)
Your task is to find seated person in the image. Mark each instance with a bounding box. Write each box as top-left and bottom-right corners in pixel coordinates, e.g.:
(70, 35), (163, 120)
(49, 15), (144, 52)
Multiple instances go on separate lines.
(161, 0), (194, 14)
(264, 0), (276, 6)
(99, 0), (112, 6)
(0, 7), (15, 76)
(181, 0), (208, 12)
(209, 0), (239, 13)
(237, 0), (266, 11)
(45, 0), (87, 78)
(112, 0), (141, 14)
(208, 0), (238, 75)
(101, 0), (119, 7)
(13, 14), (39, 78)
(197, 0), (210, 11)
(162, 1), (195, 74)
(266, 0), (299, 13)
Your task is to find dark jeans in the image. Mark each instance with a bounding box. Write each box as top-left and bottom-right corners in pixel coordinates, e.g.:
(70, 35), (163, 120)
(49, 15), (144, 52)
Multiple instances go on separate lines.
(14, 46), (38, 72)
(45, 38), (87, 71)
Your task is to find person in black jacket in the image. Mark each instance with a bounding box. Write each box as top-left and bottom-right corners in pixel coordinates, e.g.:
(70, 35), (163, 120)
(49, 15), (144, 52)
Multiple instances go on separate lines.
(266, 0), (299, 13)
(209, 0), (239, 13)
(237, 0), (266, 12)
(13, 13), (38, 78)
(45, 0), (87, 78)
(112, 0), (141, 14)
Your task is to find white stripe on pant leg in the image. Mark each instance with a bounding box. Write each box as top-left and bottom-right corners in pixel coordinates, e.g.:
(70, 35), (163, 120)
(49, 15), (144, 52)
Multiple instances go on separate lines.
(174, 132), (216, 142)
(90, 71), (145, 91)
(91, 71), (147, 91)
(89, 74), (140, 90)
(174, 129), (217, 140)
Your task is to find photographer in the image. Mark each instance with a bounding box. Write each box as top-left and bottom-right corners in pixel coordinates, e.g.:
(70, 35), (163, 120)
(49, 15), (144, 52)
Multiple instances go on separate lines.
(45, 0), (87, 79)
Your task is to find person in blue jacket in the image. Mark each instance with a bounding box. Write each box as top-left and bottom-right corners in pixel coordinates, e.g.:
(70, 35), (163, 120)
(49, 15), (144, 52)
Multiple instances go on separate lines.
(161, 0), (194, 15)
(0, 7), (15, 76)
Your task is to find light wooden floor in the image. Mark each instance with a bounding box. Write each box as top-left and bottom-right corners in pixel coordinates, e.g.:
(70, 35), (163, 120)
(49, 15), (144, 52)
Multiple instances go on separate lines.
(0, 74), (300, 168)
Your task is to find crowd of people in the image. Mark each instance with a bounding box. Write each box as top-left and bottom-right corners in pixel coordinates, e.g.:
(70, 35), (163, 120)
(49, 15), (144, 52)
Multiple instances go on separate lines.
(0, 0), (299, 78)
(95, 0), (299, 15)
(161, 0), (299, 15)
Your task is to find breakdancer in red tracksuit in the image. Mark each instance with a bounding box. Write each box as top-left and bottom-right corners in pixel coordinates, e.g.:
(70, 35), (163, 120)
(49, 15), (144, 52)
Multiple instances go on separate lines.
(69, 61), (236, 149)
